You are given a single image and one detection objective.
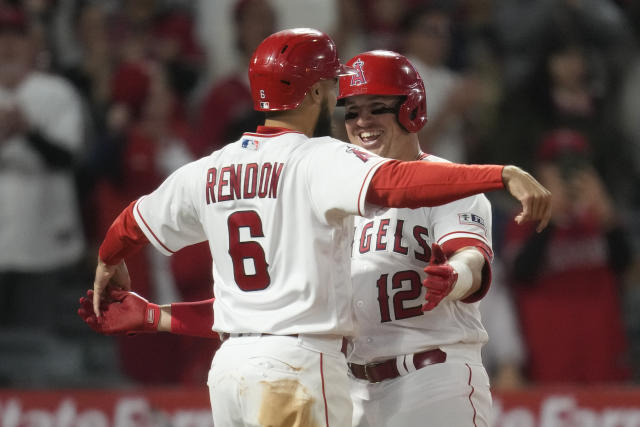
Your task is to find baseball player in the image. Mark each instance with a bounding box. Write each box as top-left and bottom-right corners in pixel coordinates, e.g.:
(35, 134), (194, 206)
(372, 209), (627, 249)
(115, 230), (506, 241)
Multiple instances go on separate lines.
(82, 50), (502, 426)
(91, 29), (551, 426)
(340, 50), (494, 426)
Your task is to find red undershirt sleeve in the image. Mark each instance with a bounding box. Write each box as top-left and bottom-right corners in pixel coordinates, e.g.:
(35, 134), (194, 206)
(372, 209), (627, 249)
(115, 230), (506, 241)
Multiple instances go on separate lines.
(170, 299), (218, 339)
(98, 201), (150, 265)
(366, 160), (504, 208)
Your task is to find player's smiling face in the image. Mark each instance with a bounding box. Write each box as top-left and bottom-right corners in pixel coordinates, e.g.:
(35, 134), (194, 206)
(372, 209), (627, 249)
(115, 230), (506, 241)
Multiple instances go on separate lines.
(343, 95), (409, 159)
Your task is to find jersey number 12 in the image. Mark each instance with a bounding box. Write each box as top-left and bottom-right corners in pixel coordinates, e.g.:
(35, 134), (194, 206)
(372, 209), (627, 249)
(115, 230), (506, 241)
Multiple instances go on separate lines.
(376, 270), (424, 322)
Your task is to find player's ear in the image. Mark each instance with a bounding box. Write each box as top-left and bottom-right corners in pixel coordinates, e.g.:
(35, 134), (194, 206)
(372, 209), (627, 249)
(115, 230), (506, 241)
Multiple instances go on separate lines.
(309, 81), (323, 104)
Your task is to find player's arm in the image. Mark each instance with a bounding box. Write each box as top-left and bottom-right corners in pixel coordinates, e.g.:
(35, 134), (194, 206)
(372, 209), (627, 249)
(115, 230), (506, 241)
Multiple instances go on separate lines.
(444, 246), (486, 300)
(93, 200), (150, 317)
(79, 289), (218, 339)
(422, 244), (488, 311)
(367, 162), (551, 232)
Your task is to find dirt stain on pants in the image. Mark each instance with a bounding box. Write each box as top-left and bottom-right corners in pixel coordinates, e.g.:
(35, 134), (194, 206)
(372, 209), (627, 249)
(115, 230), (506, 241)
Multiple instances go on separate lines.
(258, 379), (318, 427)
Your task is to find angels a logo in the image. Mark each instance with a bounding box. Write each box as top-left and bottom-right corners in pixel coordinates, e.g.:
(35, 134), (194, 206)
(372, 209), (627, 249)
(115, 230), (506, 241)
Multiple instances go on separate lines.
(350, 58), (367, 86)
(346, 146), (372, 162)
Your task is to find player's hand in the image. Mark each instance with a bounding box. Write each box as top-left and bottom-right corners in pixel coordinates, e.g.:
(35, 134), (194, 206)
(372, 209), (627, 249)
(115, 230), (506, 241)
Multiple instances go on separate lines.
(502, 165), (552, 233)
(79, 289), (160, 335)
(422, 244), (457, 311)
(93, 258), (131, 317)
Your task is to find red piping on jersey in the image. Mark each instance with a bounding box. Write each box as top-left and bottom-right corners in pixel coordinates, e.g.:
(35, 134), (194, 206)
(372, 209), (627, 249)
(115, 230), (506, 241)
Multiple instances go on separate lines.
(320, 354), (330, 427)
(438, 230), (490, 249)
(136, 202), (175, 254)
(358, 159), (388, 216)
(243, 126), (304, 137)
(466, 363), (478, 427)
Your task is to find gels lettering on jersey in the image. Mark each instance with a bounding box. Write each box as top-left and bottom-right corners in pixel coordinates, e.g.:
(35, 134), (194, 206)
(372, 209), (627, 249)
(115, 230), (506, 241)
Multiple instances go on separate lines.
(354, 216), (431, 262)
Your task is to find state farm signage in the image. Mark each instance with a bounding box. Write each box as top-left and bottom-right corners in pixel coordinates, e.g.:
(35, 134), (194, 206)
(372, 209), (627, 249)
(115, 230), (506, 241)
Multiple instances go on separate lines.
(494, 387), (640, 427)
(0, 389), (213, 427)
(1, 386), (640, 426)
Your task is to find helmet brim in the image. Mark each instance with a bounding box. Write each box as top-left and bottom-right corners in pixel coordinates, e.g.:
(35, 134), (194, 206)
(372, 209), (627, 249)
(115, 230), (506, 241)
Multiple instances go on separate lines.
(336, 63), (357, 76)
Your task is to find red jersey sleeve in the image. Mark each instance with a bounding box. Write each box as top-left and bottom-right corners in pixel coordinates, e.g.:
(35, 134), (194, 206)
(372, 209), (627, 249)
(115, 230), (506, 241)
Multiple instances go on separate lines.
(367, 160), (504, 208)
(98, 201), (149, 265)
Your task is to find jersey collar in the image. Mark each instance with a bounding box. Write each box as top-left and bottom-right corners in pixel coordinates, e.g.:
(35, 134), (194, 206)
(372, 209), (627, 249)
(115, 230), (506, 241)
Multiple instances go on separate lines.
(255, 125), (302, 135)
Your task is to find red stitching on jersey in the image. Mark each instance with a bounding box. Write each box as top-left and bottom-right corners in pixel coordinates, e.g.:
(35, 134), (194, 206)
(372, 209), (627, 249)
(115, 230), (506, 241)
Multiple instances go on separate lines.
(320, 353), (330, 427)
(466, 363), (478, 427)
(135, 202), (175, 254)
(358, 159), (387, 216)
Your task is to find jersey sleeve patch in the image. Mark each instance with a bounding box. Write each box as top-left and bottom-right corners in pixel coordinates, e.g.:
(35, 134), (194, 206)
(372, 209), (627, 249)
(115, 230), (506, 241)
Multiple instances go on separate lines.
(458, 212), (486, 231)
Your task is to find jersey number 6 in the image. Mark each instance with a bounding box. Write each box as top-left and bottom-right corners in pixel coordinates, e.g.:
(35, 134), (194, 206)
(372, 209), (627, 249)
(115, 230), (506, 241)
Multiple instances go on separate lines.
(227, 211), (271, 291)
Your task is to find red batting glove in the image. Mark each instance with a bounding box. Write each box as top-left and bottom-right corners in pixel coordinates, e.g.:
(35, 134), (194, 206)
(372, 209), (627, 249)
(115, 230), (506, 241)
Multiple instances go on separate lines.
(78, 289), (160, 335)
(422, 243), (458, 311)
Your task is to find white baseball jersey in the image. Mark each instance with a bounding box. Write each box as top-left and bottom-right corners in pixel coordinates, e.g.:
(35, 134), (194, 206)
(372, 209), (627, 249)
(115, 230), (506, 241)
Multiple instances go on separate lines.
(349, 154), (493, 364)
(133, 127), (388, 336)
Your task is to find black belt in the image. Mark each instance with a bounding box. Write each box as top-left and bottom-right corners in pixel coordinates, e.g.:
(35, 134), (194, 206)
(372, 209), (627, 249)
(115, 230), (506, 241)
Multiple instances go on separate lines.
(349, 348), (447, 383)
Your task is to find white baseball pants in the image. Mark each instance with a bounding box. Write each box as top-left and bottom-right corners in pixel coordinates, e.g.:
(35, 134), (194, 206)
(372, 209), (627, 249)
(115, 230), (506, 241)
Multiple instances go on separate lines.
(350, 344), (492, 427)
(208, 334), (351, 426)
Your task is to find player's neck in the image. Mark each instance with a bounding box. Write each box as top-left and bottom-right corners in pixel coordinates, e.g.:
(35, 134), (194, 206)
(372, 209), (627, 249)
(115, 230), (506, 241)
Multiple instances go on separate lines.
(393, 134), (422, 161)
(263, 98), (321, 138)
(263, 118), (302, 134)
(264, 114), (316, 138)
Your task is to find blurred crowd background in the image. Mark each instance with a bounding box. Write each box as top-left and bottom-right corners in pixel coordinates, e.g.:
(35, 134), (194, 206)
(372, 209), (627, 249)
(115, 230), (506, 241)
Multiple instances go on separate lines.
(0, 0), (639, 391)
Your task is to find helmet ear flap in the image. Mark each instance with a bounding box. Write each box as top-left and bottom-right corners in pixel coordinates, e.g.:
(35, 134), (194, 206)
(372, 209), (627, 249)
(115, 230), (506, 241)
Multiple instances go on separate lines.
(397, 89), (427, 133)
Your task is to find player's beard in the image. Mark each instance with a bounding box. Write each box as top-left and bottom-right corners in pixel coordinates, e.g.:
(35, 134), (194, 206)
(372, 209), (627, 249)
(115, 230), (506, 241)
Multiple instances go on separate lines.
(313, 98), (332, 138)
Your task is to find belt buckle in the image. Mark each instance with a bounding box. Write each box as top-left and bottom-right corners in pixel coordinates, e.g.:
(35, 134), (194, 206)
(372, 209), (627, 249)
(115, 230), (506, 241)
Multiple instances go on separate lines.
(363, 361), (384, 383)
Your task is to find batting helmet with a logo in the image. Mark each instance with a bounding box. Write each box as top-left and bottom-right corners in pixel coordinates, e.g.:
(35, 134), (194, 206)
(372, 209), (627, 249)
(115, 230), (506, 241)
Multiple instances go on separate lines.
(338, 50), (427, 133)
(249, 28), (355, 111)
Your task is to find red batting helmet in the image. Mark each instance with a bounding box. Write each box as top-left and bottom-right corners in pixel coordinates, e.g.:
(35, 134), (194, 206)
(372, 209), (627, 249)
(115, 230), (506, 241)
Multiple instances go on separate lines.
(249, 28), (355, 111)
(338, 50), (427, 133)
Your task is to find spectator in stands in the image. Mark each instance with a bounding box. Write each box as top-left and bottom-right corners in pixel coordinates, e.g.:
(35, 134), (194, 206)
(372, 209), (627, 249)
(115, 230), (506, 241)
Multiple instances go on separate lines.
(0, 3), (85, 329)
(191, 0), (275, 155)
(502, 128), (632, 384)
(90, 62), (217, 385)
(492, 0), (634, 92)
(400, 5), (482, 163)
(360, 0), (411, 52)
(331, 0), (367, 62)
(486, 39), (633, 203)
